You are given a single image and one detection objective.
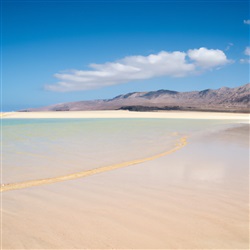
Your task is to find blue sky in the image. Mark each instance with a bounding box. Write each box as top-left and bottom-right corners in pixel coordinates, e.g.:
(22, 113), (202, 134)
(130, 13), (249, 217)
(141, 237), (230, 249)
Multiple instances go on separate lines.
(2, 0), (249, 111)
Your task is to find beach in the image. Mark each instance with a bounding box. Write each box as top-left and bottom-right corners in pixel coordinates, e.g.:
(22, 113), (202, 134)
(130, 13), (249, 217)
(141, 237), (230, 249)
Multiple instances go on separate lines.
(1, 110), (249, 120)
(1, 111), (249, 249)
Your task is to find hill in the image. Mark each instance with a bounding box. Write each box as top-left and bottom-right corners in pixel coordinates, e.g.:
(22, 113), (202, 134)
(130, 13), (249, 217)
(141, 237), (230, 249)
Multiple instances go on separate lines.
(26, 83), (250, 113)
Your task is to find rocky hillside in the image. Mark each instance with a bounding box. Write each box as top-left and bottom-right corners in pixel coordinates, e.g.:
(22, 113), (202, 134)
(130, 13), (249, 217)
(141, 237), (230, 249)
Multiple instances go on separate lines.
(27, 83), (249, 112)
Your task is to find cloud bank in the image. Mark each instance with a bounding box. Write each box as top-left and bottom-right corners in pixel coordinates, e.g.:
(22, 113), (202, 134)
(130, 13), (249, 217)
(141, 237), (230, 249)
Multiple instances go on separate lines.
(243, 19), (250, 25)
(46, 47), (232, 92)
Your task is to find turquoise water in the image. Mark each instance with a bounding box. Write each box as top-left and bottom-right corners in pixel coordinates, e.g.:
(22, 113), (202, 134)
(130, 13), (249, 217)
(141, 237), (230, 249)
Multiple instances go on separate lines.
(2, 118), (236, 183)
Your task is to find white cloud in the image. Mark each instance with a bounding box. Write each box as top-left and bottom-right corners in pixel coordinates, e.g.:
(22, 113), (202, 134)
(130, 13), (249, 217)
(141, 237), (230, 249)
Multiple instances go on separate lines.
(187, 47), (231, 69)
(244, 19), (250, 25)
(239, 47), (250, 63)
(46, 48), (232, 92)
(244, 46), (250, 56)
(240, 59), (250, 64)
(225, 42), (234, 51)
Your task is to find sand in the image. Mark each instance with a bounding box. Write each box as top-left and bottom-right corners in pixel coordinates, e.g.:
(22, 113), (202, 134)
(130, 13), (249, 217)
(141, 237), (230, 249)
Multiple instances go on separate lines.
(1, 110), (250, 120)
(1, 112), (249, 249)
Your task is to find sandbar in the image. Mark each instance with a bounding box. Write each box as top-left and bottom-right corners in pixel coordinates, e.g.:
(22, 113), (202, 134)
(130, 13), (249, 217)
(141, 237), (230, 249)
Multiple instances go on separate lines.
(1, 110), (250, 120)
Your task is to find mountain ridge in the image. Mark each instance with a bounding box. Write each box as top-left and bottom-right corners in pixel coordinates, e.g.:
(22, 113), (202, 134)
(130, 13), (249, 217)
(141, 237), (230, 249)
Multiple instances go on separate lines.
(26, 83), (250, 113)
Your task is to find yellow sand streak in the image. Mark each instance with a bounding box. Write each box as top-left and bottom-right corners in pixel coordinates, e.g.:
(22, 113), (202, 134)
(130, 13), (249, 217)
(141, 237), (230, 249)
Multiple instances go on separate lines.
(0, 112), (10, 117)
(1, 136), (187, 192)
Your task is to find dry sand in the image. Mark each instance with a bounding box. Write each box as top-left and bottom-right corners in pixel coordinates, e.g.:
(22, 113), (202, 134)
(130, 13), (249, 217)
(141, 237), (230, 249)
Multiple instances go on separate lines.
(1, 110), (250, 120)
(1, 112), (249, 249)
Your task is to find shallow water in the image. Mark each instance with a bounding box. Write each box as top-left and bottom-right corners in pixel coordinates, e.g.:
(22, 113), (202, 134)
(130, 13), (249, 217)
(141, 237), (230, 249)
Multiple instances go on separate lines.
(2, 118), (241, 183)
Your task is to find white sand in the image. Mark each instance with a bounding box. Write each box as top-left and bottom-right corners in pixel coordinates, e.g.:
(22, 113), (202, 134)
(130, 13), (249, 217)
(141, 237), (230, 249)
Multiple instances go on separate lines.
(1, 110), (250, 120)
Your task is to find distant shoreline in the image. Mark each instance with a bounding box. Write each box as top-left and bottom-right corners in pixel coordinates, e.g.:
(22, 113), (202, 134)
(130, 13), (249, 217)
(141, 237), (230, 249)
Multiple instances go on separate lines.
(1, 110), (249, 121)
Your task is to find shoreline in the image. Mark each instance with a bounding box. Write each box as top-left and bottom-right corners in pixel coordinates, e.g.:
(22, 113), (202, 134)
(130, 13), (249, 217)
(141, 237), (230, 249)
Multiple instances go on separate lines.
(1, 110), (249, 120)
(0, 136), (187, 192)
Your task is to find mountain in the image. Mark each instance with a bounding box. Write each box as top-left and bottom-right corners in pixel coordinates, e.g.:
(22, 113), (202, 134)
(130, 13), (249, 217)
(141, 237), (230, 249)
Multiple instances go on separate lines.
(27, 83), (250, 113)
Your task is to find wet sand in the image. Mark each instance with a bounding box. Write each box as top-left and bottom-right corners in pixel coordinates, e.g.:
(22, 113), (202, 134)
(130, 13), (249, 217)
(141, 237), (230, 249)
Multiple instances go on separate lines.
(1, 121), (249, 249)
(1, 137), (187, 192)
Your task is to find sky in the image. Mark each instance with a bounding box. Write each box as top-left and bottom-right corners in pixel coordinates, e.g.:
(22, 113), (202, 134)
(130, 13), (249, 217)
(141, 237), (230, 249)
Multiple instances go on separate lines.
(2, 0), (250, 111)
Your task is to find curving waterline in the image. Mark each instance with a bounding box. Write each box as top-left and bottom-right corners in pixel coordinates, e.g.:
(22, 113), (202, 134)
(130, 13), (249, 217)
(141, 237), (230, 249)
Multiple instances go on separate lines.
(1, 136), (187, 192)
